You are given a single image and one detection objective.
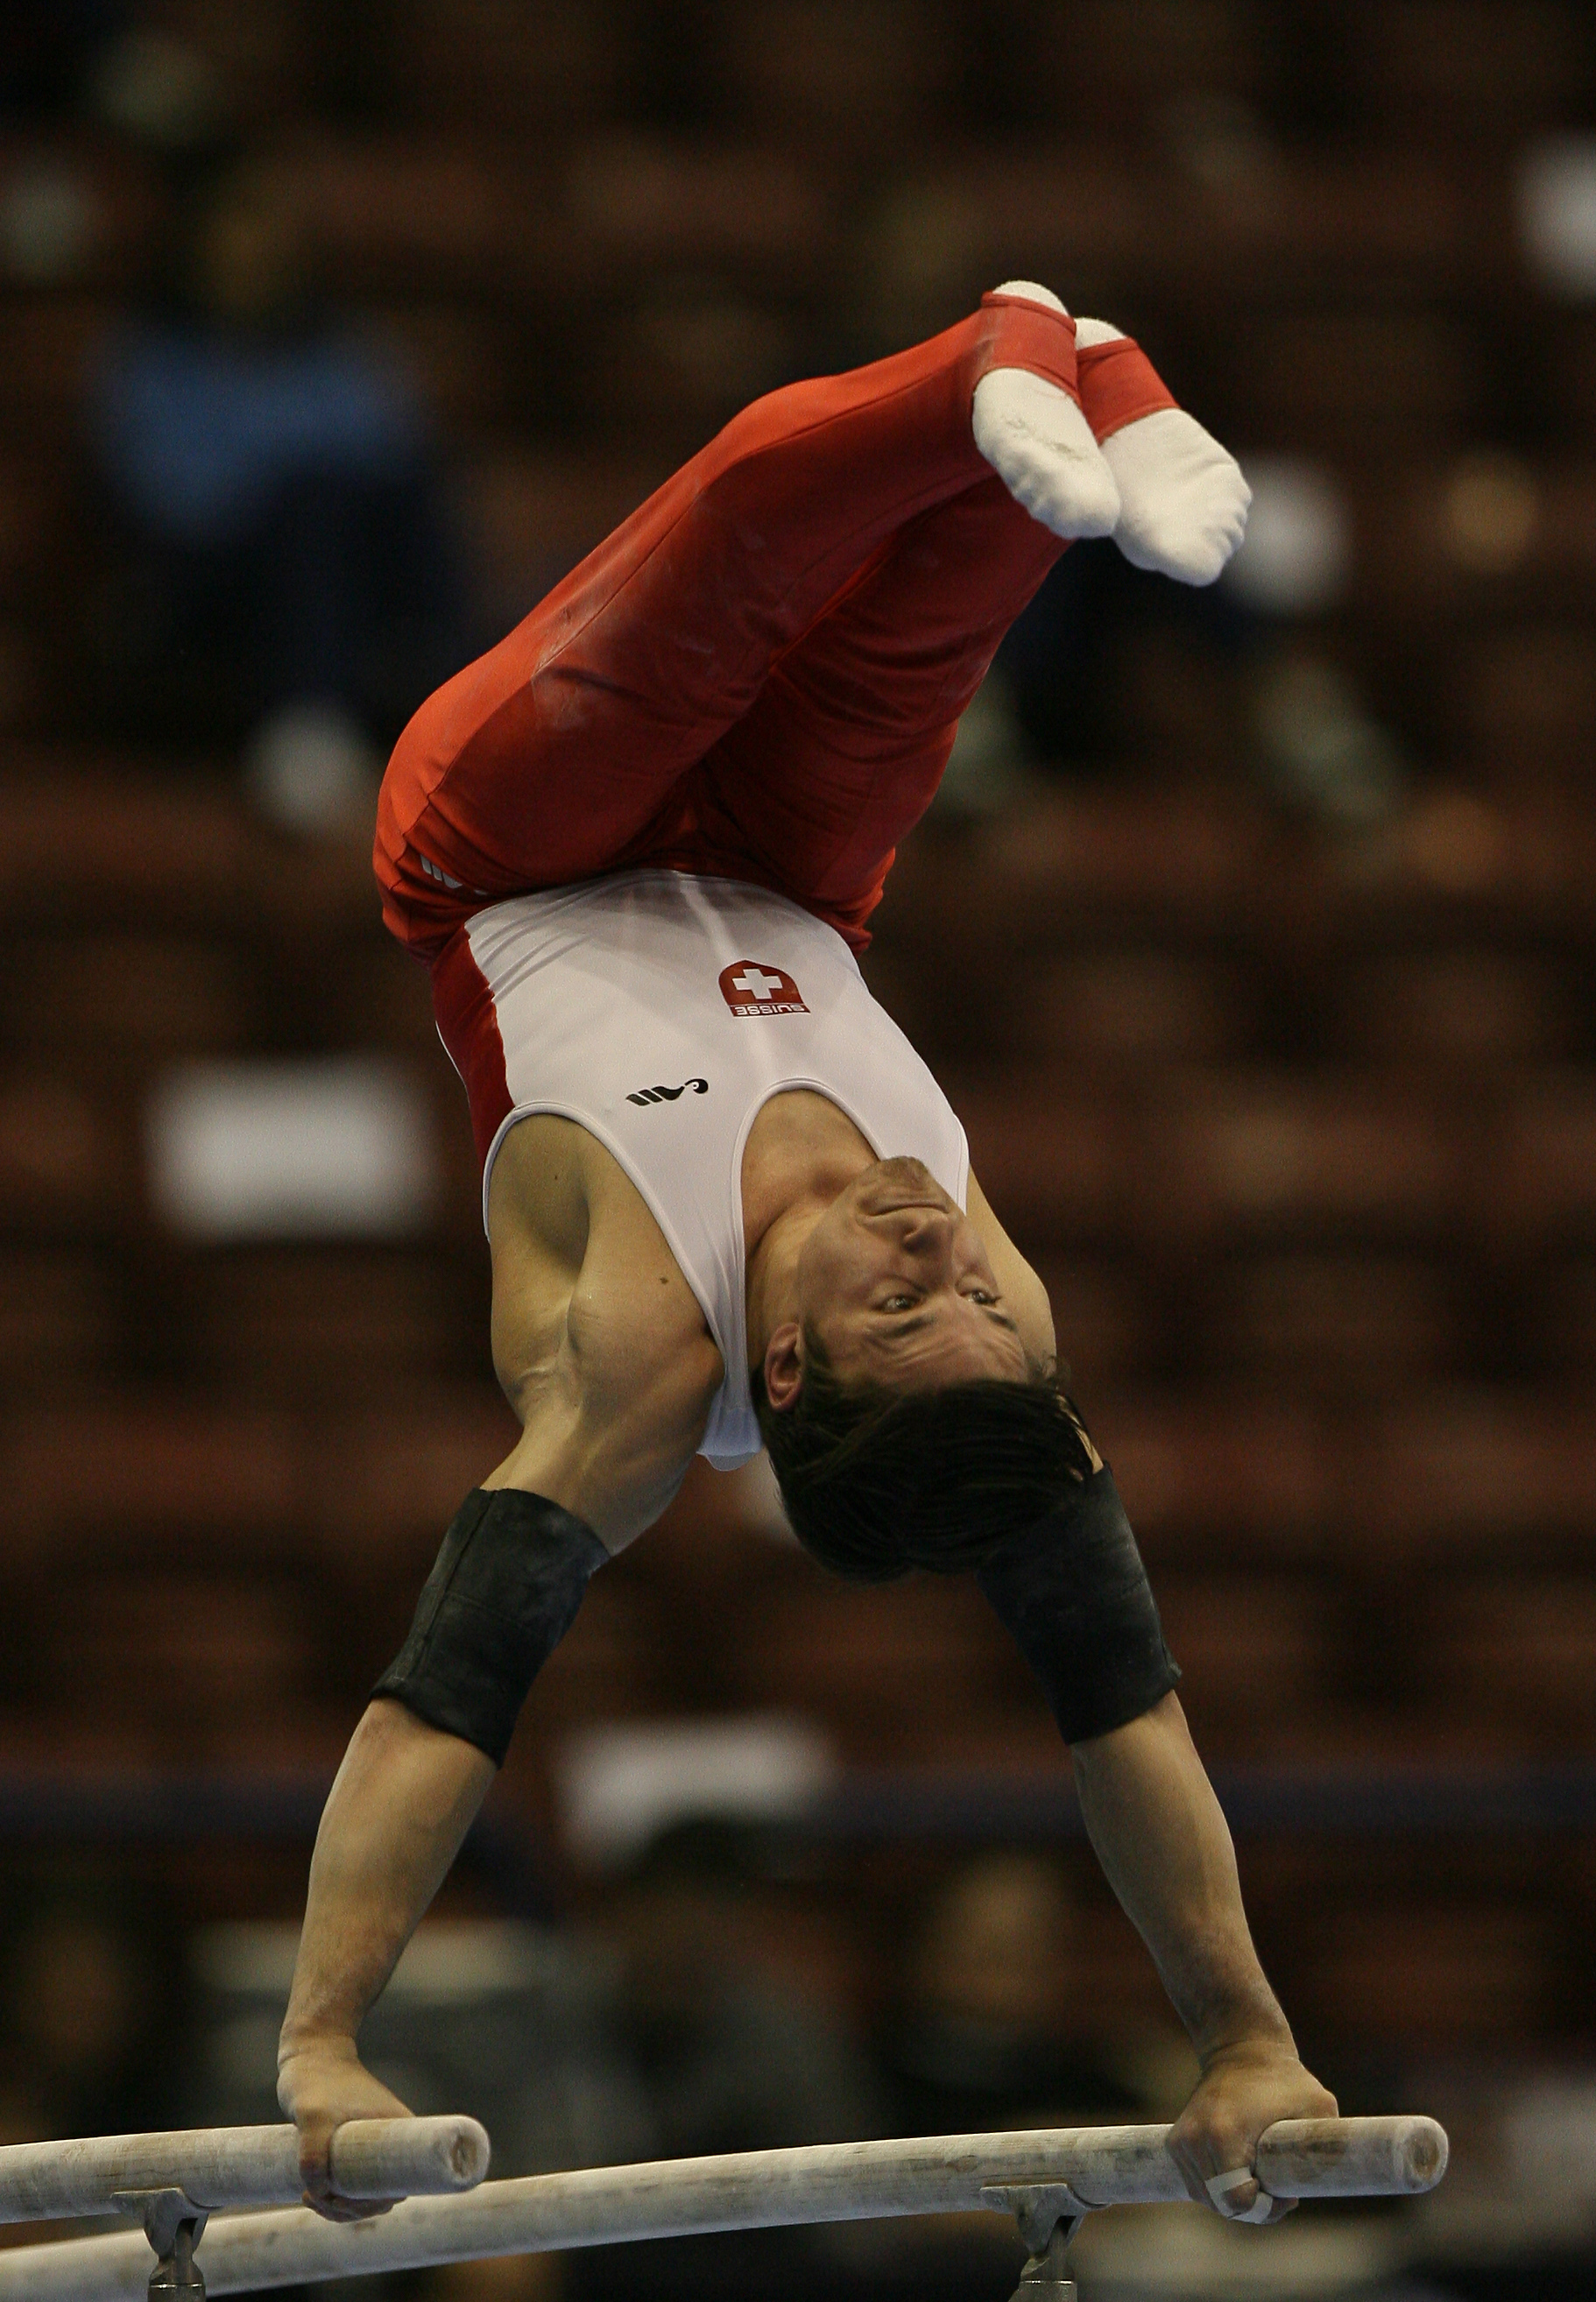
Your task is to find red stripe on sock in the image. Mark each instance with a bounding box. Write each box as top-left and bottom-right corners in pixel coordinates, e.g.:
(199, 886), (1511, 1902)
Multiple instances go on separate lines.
(1077, 337), (1179, 443)
(978, 291), (1082, 405)
(431, 928), (512, 1172)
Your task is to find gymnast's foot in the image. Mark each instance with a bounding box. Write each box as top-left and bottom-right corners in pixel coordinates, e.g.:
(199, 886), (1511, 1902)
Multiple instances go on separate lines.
(1075, 315), (1252, 584)
(972, 281), (1122, 540)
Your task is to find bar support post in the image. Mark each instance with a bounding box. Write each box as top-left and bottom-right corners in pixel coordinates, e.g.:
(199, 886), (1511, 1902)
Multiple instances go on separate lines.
(1010, 2219), (1080, 2300)
(985, 2180), (1088, 2302)
(112, 2190), (209, 2302)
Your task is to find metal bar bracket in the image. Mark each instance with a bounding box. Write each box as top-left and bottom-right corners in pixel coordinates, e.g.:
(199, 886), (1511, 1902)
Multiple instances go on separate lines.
(982, 2181), (1088, 2300)
(110, 2189), (209, 2302)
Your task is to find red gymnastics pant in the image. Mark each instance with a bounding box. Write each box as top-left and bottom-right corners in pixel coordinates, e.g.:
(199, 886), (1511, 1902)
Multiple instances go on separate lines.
(375, 292), (1173, 972)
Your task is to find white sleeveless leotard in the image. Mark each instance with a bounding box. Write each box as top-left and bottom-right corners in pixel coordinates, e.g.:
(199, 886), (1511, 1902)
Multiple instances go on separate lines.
(455, 869), (969, 1470)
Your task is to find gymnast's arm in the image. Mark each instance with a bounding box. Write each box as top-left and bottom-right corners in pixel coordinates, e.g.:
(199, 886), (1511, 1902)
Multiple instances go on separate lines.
(966, 1183), (1331, 2208)
(279, 1126), (721, 2217)
(1071, 1692), (1337, 2220)
(277, 1705), (495, 2216)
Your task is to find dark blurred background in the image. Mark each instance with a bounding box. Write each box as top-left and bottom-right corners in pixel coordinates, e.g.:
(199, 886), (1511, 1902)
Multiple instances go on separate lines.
(1, 4), (1594, 2298)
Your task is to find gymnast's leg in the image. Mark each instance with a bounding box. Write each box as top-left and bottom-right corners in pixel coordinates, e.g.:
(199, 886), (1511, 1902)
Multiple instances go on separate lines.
(688, 467), (1067, 945)
(678, 284), (1252, 944)
(374, 293), (1112, 956)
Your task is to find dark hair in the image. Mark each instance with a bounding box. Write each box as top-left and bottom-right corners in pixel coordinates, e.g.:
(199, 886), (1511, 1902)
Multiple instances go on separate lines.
(754, 1331), (1094, 1581)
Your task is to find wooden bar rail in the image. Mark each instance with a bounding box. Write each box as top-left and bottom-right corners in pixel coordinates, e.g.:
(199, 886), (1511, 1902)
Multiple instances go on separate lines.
(0, 2116), (1447, 2301)
(0, 2116), (490, 2224)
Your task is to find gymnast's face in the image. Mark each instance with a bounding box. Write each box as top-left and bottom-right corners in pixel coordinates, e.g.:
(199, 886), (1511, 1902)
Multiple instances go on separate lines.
(766, 1156), (1030, 1402)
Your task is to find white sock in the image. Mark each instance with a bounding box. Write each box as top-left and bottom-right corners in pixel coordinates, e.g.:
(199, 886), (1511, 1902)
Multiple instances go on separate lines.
(1101, 407), (1251, 584)
(989, 278), (1069, 316)
(1073, 314), (1251, 585)
(973, 281), (1120, 540)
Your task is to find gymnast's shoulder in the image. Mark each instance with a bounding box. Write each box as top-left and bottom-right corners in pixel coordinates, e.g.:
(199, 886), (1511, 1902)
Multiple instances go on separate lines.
(484, 1114), (721, 1508)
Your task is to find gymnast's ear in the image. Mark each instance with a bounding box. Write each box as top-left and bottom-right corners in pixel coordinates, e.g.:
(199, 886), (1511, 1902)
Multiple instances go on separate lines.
(763, 1319), (803, 1411)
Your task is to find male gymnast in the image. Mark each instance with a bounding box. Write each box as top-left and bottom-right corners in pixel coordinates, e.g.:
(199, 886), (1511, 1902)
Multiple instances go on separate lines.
(277, 284), (1337, 2225)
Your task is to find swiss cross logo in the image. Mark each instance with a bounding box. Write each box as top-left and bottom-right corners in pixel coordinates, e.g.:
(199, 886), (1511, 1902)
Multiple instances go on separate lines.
(719, 960), (808, 1019)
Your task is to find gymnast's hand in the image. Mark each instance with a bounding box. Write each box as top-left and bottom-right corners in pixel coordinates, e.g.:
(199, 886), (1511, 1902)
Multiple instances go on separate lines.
(1168, 2038), (1338, 2225)
(277, 2036), (415, 2221)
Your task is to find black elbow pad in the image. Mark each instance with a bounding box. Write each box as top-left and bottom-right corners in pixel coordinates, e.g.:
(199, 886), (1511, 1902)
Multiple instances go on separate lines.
(976, 1466), (1180, 1744)
(373, 1487), (609, 1766)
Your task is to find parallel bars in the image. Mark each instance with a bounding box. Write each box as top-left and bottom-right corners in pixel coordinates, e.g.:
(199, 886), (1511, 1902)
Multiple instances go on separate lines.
(0, 2115), (1448, 2302)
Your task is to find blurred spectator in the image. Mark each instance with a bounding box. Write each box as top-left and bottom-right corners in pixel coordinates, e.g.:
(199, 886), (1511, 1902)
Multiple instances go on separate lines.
(988, 539), (1248, 791)
(567, 1821), (888, 2302)
(581, 1823), (884, 2159)
(878, 1850), (1185, 2136)
(84, 160), (472, 830)
(973, 532), (1407, 832)
(0, 1871), (193, 2143)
